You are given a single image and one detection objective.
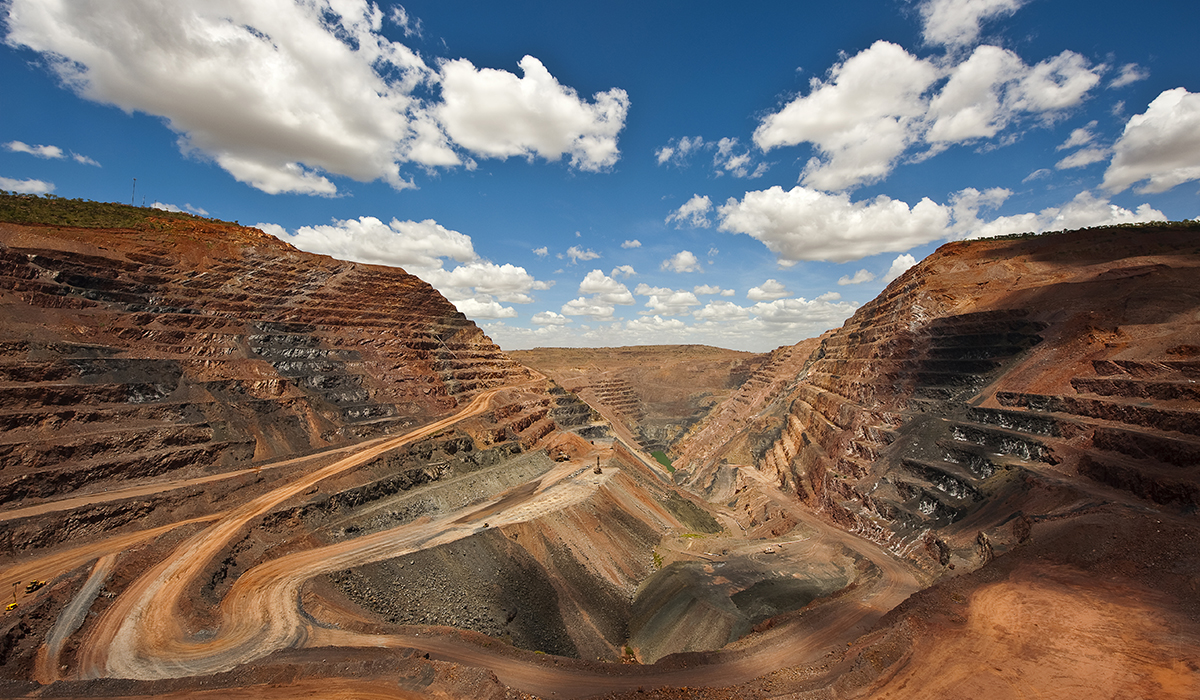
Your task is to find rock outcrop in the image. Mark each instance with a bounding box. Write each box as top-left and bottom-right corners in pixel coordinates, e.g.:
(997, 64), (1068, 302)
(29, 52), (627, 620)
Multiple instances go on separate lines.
(676, 223), (1200, 568)
(511, 345), (762, 454)
(0, 215), (534, 506)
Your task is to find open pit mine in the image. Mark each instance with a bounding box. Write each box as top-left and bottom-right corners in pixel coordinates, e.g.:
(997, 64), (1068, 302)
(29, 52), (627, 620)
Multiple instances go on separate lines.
(0, 193), (1198, 700)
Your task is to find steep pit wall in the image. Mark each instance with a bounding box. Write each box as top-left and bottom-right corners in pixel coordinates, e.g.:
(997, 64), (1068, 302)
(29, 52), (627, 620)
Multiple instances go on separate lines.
(512, 345), (763, 455)
(673, 337), (824, 499)
(677, 224), (1200, 569)
(0, 220), (533, 504)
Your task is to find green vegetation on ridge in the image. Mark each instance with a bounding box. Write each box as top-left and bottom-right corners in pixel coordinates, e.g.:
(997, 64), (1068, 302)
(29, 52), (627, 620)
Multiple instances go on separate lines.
(974, 219), (1200, 242)
(0, 191), (227, 230)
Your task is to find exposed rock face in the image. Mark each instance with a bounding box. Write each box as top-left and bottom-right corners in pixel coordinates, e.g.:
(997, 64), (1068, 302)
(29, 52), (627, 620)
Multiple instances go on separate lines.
(0, 218), (533, 505)
(511, 345), (763, 453)
(670, 338), (823, 499)
(677, 224), (1200, 566)
(0, 205), (709, 677)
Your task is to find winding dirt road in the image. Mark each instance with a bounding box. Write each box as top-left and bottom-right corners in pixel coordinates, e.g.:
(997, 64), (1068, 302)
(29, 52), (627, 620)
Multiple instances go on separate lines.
(36, 552), (116, 684)
(0, 440), (382, 524)
(75, 388), (506, 680)
(11, 384), (921, 698)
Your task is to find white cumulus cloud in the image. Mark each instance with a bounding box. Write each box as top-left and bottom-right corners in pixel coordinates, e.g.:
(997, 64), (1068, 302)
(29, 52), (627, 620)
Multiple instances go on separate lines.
(754, 41), (939, 191)
(6, 0), (434, 194)
(1057, 121), (1098, 150)
(952, 189), (1166, 238)
(656, 135), (766, 178)
(561, 297), (615, 319)
(712, 137), (769, 178)
(5, 0), (629, 195)
(262, 215), (551, 322)
(1103, 88), (1200, 194)
(1056, 147), (1109, 170)
(665, 194), (713, 228)
(926, 47), (1101, 147)
(1009, 51), (1101, 115)
(693, 301), (752, 322)
(264, 216), (476, 270)
(389, 5), (423, 39)
(531, 311), (572, 326)
(492, 293), (864, 352)
(627, 315), (688, 333)
(920, 0), (1024, 48)
(749, 297), (861, 326)
(642, 291), (700, 316)
(578, 269), (634, 305)
(654, 135), (706, 166)
(694, 284), (734, 296)
(611, 265), (636, 278)
(690, 295), (862, 348)
(837, 269), (877, 286)
(421, 262), (551, 304)
(661, 250), (702, 273)
(1108, 63), (1149, 89)
(634, 284), (674, 296)
(747, 279), (791, 301)
(4, 140), (64, 159)
(566, 246), (601, 264)
(925, 45), (1024, 143)
(0, 176), (54, 194)
(754, 39), (1101, 189)
(6, 141), (100, 166)
(721, 183), (1165, 269)
(621, 239), (642, 249)
(437, 55), (630, 172)
(717, 185), (951, 264)
(453, 297), (517, 319)
(881, 254), (918, 284)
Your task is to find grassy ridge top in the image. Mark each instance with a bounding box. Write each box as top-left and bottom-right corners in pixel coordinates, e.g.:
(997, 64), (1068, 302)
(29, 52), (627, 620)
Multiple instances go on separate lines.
(974, 218), (1200, 242)
(0, 191), (231, 230)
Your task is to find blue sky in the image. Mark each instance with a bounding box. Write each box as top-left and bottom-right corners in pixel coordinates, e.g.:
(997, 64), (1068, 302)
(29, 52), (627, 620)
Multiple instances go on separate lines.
(2, 0), (1198, 352)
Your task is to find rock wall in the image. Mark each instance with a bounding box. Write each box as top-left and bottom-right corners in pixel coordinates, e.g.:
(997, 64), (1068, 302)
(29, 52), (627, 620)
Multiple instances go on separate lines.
(677, 224), (1200, 565)
(0, 218), (533, 502)
(512, 345), (762, 455)
(673, 337), (822, 498)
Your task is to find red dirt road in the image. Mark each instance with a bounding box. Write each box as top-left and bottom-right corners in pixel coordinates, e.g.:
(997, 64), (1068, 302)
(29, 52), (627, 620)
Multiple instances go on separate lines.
(9, 385), (923, 698)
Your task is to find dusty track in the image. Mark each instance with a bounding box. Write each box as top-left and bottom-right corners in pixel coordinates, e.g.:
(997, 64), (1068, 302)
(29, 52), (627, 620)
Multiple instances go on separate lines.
(36, 553), (116, 684)
(0, 515), (222, 593)
(98, 461), (614, 680)
(18, 386), (920, 696)
(75, 388), (505, 680)
(0, 441), (378, 524)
